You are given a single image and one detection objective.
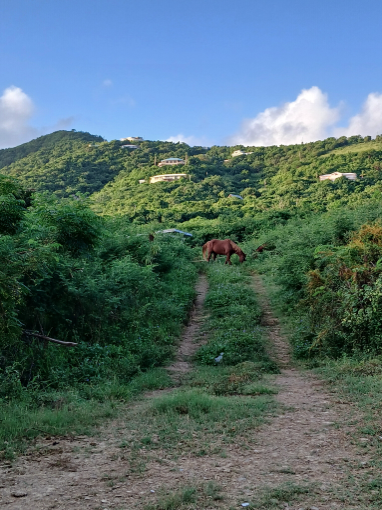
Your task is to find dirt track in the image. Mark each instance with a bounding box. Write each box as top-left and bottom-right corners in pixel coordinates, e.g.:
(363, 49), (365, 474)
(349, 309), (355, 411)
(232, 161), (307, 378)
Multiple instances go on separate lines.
(0, 274), (371, 509)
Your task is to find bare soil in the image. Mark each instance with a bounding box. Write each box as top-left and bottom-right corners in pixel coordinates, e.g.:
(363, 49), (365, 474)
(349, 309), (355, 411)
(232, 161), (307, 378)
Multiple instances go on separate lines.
(166, 274), (208, 383)
(0, 274), (371, 509)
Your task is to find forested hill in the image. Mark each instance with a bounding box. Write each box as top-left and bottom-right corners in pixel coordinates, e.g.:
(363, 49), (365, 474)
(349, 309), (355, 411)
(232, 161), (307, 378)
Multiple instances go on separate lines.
(0, 130), (104, 170)
(3, 130), (382, 219)
(0, 130), (116, 197)
(91, 135), (382, 226)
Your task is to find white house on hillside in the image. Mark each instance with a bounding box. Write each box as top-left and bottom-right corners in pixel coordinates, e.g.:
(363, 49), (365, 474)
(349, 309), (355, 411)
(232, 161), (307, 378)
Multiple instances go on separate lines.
(149, 173), (188, 183)
(157, 157), (186, 167)
(319, 172), (357, 182)
(120, 136), (144, 142)
(232, 149), (254, 157)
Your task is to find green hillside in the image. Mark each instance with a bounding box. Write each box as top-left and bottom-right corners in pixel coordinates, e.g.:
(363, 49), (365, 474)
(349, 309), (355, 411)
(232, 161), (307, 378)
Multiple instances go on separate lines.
(91, 135), (382, 229)
(0, 130), (125, 197)
(3, 130), (382, 216)
(0, 130), (104, 170)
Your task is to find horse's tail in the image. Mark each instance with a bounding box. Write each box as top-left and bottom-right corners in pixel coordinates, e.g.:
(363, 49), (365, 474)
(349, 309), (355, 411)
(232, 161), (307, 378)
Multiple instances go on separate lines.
(202, 243), (209, 261)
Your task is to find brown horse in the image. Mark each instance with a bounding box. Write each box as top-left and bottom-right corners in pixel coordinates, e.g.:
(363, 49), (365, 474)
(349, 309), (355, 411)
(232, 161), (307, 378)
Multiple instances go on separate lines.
(202, 239), (246, 265)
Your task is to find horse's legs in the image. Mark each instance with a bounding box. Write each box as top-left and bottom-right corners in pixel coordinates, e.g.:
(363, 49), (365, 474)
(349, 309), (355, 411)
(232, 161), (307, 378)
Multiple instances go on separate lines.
(225, 254), (232, 265)
(207, 250), (212, 262)
(212, 252), (217, 261)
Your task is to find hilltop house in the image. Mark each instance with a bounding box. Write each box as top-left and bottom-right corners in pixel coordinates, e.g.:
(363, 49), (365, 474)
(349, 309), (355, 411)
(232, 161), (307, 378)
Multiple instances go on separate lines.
(149, 173), (188, 183)
(157, 157), (186, 167)
(319, 171), (357, 182)
(121, 144), (139, 149)
(120, 136), (144, 142)
(232, 149), (254, 157)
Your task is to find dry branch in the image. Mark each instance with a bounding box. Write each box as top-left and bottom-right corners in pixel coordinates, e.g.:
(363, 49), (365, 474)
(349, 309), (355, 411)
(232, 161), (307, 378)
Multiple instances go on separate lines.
(24, 331), (78, 347)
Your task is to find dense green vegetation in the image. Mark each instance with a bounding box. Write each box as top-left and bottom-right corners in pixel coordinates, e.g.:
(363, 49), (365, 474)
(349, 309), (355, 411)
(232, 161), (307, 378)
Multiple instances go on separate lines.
(0, 130), (104, 170)
(0, 171), (196, 456)
(92, 134), (382, 224)
(4, 129), (382, 457)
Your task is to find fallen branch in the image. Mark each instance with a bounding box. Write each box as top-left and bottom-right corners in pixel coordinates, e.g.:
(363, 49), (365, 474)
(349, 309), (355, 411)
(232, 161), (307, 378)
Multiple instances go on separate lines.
(24, 331), (78, 347)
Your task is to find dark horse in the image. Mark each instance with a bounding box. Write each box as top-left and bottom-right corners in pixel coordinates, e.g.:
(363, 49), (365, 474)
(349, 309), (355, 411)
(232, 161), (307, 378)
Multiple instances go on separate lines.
(202, 239), (246, 265)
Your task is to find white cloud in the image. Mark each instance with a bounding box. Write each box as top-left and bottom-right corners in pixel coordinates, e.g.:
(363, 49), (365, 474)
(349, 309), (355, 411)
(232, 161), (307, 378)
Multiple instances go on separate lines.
(0, 86), (38, 149)
(166, 133), (211, 147)
(230, 86), (341, 146)
(0, 86), (75, 149)
(334, 92), (382, 138)
(102, 79), (113, 87)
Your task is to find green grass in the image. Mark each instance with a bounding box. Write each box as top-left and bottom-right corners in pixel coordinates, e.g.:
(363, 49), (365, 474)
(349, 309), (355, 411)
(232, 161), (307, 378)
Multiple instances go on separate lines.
(189, 363), (278, 396)
(321, 140), (382, 156)
(242, 482), (312, 509)
(117, 387), (276, 463)
(195, 264), (278, 371)
(144, 482), (223, 510)
(0, 368), (173, 460)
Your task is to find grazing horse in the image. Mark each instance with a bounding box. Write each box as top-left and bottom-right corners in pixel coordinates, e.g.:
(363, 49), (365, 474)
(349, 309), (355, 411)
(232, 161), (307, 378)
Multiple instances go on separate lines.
(202, 239), (246, 265)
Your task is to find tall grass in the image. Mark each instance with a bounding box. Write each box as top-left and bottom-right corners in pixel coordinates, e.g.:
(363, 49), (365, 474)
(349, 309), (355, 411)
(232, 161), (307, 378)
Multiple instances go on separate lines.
(195, 263), (278, 371)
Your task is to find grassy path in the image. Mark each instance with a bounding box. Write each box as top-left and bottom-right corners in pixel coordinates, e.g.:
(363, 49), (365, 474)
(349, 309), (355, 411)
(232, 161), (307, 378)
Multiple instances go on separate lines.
(250, 275), (366, 509)
(0, 270), (374, 509)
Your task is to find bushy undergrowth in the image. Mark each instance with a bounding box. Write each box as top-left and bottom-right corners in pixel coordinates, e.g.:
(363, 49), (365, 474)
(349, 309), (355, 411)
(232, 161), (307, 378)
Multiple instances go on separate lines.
(246, 204), (382, 358)
(195, 263), (278, 371)
(0, 178), (197, 455)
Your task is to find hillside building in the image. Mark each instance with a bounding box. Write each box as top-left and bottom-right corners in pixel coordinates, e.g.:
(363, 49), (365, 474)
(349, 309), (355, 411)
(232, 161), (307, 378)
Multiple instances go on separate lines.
(149, 173), (188, 183)
(138, 179), (146, 184)
(121, 144), (139, 149)
(319, 171), (357, 182)
(232, 149), (254, 157)
(120, 136), (144, 142)
(157, 157), (186, 167)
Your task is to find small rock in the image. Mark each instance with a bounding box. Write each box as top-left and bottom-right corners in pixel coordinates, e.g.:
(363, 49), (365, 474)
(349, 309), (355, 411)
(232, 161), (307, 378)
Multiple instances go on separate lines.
(90, 442), (97, 446)
(11, 491), (27, 498)
(310, 507), (319, 510)
(241, 504), (250, 508)
(360, 438), (369, 442)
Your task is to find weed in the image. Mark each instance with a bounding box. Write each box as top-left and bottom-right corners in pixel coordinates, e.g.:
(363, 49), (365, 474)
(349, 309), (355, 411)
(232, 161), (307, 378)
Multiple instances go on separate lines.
(189, 363), (277, 397)
(249, 482), (312, 508)
(144, 482), (223, 509)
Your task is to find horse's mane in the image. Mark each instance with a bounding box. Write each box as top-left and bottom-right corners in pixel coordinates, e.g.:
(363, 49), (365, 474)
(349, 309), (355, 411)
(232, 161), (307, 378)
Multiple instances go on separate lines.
(229, 240), (243, 254)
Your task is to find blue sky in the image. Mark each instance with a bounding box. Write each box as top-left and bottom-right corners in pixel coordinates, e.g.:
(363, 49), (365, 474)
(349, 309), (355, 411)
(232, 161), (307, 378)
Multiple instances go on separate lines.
(1, 0), (382, 148)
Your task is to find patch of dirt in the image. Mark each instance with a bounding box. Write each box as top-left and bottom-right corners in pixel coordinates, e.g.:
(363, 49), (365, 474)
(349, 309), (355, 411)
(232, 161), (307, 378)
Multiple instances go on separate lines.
(0, 274), (370, 509)
(166, 273), (208, 383)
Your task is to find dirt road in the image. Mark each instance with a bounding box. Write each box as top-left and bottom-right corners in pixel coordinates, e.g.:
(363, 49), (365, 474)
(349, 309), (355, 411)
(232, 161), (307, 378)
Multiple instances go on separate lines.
(0, 274), (371, 509)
